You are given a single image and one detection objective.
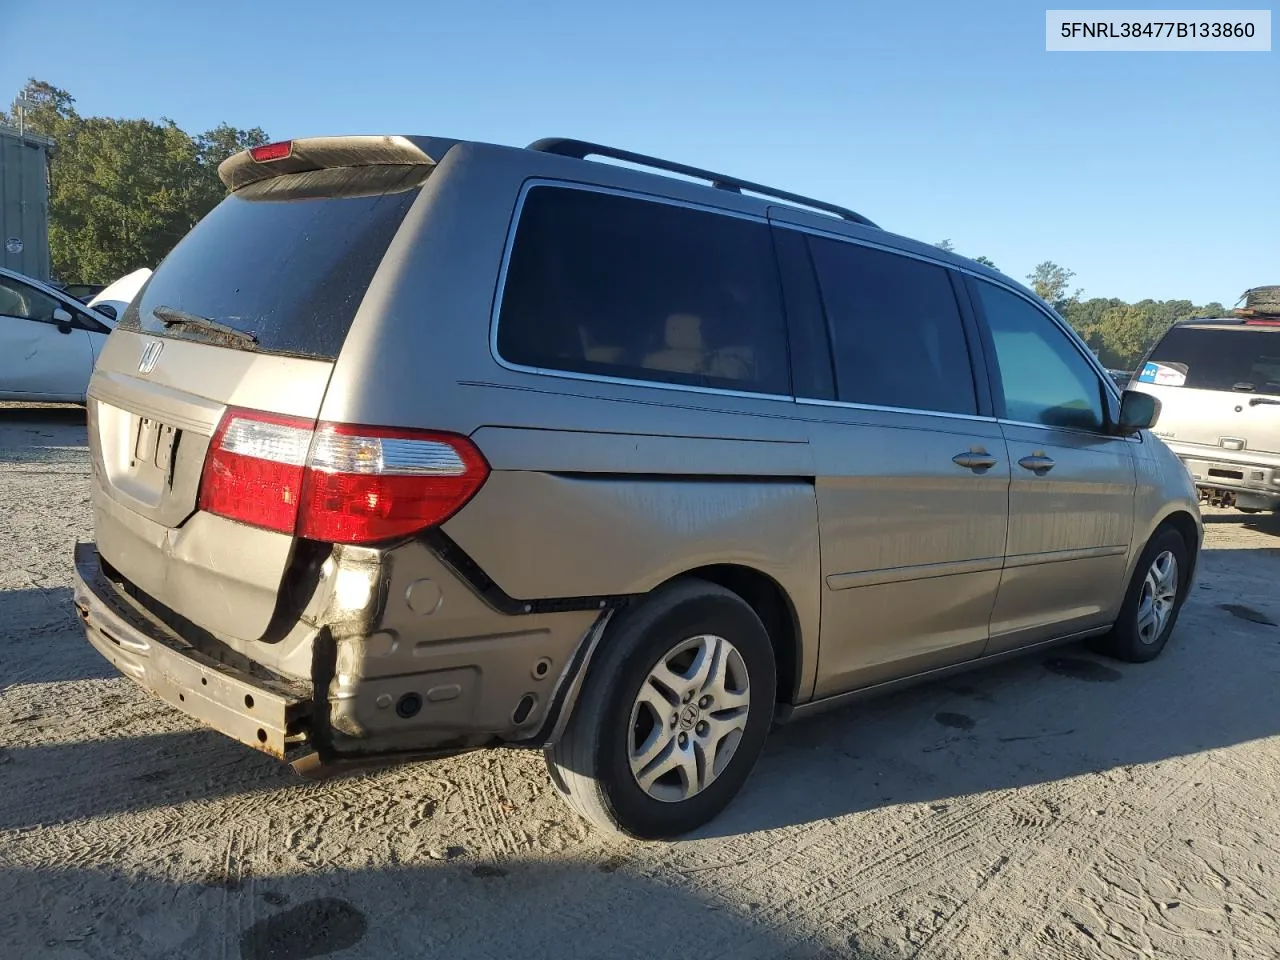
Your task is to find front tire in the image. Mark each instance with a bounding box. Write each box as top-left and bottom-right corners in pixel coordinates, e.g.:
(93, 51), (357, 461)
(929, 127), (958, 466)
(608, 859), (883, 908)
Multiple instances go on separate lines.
(1093, 528), (1189, 663)
(545, 579), (776, 839)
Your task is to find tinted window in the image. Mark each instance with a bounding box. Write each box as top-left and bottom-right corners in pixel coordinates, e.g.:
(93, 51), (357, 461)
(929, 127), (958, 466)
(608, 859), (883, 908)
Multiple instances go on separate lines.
(974, 280), (1105, 431)
(1141, 325), (1280, 394)
(496, 186), (790, 395)
(0, 277), (60, 323)
(121, 166), (424, 359)
(807, 238), (976, 415)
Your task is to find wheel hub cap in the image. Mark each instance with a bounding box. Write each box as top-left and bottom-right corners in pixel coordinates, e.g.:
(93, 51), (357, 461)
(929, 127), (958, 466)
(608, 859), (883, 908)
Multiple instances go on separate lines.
(1137, 550), (1179, 645)
(627, 633), (751, 803)
(678, 703), (700, 730)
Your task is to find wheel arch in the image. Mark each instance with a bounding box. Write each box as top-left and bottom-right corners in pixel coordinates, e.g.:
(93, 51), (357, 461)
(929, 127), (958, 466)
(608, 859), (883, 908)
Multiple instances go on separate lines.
(664, 563), (804, 706)
(1152, 509), (1201, 588)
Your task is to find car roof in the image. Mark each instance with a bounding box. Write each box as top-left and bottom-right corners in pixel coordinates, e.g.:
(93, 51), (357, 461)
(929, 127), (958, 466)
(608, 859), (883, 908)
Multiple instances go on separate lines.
(225, 134), (1038, 305)
(504, 138), (1032, 298)
(1174, 316), (1280, 330)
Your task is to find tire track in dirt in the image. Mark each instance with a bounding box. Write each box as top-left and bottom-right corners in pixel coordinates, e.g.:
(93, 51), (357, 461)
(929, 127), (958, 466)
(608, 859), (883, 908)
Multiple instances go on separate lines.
(4, 413), (1280, 959)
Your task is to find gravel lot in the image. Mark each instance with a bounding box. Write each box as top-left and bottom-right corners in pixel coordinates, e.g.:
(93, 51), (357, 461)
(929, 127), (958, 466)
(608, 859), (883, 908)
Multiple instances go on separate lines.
(2, 403), (1279, 960)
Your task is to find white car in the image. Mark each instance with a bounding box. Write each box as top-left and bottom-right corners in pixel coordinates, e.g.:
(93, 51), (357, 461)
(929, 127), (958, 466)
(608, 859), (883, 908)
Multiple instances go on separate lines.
(87, 268), (152, 324)
(0, 266), (148, 403)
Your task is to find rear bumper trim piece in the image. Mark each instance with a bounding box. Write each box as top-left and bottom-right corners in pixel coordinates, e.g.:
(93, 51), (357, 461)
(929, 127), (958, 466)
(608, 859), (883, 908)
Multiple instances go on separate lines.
(1172, 450), (1280, 503)
(72, 542), (309, 758)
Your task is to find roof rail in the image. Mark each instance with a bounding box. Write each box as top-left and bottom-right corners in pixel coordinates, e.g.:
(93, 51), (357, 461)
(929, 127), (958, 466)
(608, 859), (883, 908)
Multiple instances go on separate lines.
(528, 137), (878, 228)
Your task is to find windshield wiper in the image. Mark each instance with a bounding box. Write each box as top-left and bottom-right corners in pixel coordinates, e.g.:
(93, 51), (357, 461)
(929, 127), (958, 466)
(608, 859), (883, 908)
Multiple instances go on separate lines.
(152, 305), (258, 347)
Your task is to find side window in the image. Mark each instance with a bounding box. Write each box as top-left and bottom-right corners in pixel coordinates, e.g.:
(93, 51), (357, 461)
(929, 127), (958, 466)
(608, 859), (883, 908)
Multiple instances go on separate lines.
(496, 186), (790, 395)
(807, 237), (977, 415)
(0, 278), (59, 323)
(973, 280), (1105, 431)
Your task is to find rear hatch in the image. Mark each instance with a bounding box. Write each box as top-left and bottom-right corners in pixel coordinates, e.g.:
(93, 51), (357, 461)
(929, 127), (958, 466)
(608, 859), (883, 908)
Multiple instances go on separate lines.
(1132, 320), (1280, 458)
(89, 137), (442, 643)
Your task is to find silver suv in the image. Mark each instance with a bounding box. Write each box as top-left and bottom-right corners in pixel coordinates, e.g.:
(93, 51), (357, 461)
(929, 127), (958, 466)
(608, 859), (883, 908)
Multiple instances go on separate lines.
(1129, 316), (1280, 513)
(72, 135), (1202, 838)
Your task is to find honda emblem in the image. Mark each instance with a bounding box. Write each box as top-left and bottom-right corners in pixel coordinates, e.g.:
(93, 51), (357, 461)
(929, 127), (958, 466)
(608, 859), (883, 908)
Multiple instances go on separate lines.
(138, 340), (164, 375)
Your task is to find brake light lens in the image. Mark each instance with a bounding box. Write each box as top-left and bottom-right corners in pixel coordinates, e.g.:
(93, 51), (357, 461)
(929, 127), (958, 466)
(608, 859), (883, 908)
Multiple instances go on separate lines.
(197, 409), (489, 545)
(199, 411), (311, 534)
(299, 424), (489, 544)
(249, 141), (293, 163)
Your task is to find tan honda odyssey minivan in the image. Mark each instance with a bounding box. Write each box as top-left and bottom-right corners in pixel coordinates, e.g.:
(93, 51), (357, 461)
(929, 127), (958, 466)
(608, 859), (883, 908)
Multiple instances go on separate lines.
(72, 135), (1202, 838)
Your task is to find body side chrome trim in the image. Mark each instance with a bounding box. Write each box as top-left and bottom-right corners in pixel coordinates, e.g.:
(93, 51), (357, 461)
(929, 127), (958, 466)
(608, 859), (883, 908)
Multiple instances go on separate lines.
(797, 396), (997, 425)
(1003, 544), (1129, 570)
(825, 556), (1005, 591)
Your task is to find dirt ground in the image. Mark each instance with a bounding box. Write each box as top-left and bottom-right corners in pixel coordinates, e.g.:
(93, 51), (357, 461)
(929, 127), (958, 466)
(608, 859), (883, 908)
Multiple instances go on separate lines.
(2, 403), (1278, 960)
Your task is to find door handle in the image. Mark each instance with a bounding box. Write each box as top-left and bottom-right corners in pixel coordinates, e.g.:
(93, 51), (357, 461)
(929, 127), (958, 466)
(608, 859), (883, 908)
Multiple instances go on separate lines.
(1018, 453), (1056, 475)
(952, 449), (998, 471)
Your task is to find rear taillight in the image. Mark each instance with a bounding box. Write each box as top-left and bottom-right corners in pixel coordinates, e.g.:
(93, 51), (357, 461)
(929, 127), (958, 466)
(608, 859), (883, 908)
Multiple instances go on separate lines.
(197, 408), (489, 545)
(249, 141), (293, 162)
(298, 423), (489, 544)
(199, 411), (311, 534)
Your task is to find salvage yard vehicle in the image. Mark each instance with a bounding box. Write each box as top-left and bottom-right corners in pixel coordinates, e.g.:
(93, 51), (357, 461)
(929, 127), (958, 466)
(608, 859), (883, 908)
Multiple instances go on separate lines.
(0, 265), (116, 402)
(1129, 313), (1280, 514)
(72, 135), (1203, 838)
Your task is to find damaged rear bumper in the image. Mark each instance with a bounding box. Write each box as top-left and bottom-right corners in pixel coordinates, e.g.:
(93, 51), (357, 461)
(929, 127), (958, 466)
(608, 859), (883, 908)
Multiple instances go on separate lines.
(72, 542), (310, 758)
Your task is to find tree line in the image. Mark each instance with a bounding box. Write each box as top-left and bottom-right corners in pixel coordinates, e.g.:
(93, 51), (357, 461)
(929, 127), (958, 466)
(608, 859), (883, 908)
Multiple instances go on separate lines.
(2, 80), (267, 285)
(937, 242), (1228, 371)
(4, 79), (1225, 371)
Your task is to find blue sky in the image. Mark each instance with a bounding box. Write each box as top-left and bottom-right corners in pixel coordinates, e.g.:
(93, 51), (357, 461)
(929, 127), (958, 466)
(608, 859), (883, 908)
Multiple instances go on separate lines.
(2, 0), (1275, 305)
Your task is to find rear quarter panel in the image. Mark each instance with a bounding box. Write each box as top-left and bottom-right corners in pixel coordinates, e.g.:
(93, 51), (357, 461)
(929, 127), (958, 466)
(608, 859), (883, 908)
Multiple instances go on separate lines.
(319, 143), (824, 700)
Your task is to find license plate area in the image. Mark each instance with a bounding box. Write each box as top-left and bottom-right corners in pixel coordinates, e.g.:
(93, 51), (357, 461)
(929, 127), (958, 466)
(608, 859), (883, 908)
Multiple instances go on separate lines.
(129, 415), (180, 491)
(91, 399), (202, 521)
(1208, 466), (1244, 481)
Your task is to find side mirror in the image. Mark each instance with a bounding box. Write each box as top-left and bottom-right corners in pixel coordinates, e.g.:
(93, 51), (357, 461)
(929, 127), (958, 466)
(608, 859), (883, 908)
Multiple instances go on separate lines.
(52, 306), (75, 334)
(94, 303), (118, 321)
(1116, 389), (1160, 434)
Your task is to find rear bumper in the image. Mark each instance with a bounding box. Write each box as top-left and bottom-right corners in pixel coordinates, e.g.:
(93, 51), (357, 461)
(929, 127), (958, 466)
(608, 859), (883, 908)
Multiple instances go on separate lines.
(72, 542), (310, 758)
(1170, 447), (1280, 508)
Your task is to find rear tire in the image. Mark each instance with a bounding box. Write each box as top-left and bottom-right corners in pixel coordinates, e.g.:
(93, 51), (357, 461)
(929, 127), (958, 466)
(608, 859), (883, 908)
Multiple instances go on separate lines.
(1093, 528), (1189, 663)
(545, 579), (776, 839)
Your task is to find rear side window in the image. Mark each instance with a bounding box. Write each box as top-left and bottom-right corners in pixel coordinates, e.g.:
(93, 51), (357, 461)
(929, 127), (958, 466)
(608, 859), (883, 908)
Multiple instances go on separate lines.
(807, 238), (977, 416)
(1140, 326), (1280, 394)
(496, 186), (790, 395)
(973, 280), (1105, 431)
(122, 167), (423, 359)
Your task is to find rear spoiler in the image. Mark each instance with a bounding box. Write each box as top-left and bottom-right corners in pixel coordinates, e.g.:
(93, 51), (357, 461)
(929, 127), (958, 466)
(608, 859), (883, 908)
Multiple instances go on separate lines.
(218, 136), (437, 192)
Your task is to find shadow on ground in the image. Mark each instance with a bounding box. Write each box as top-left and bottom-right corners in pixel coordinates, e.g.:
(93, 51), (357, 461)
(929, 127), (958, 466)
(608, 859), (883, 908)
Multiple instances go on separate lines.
(3, 548), (1279, 843)
(0, 587), (116, 687)
(0, 403), (87, 424)
(2, 855), (879, 960)
(0, 404), (88, 470)
(1201, 510), (1280, 536)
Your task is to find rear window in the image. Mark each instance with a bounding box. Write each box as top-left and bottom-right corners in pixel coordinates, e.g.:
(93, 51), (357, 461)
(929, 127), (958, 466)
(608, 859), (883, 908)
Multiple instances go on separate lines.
(1140, 325), (1280, 394)
(496, 185), (791, 395)
(120, 167), (423, 359)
